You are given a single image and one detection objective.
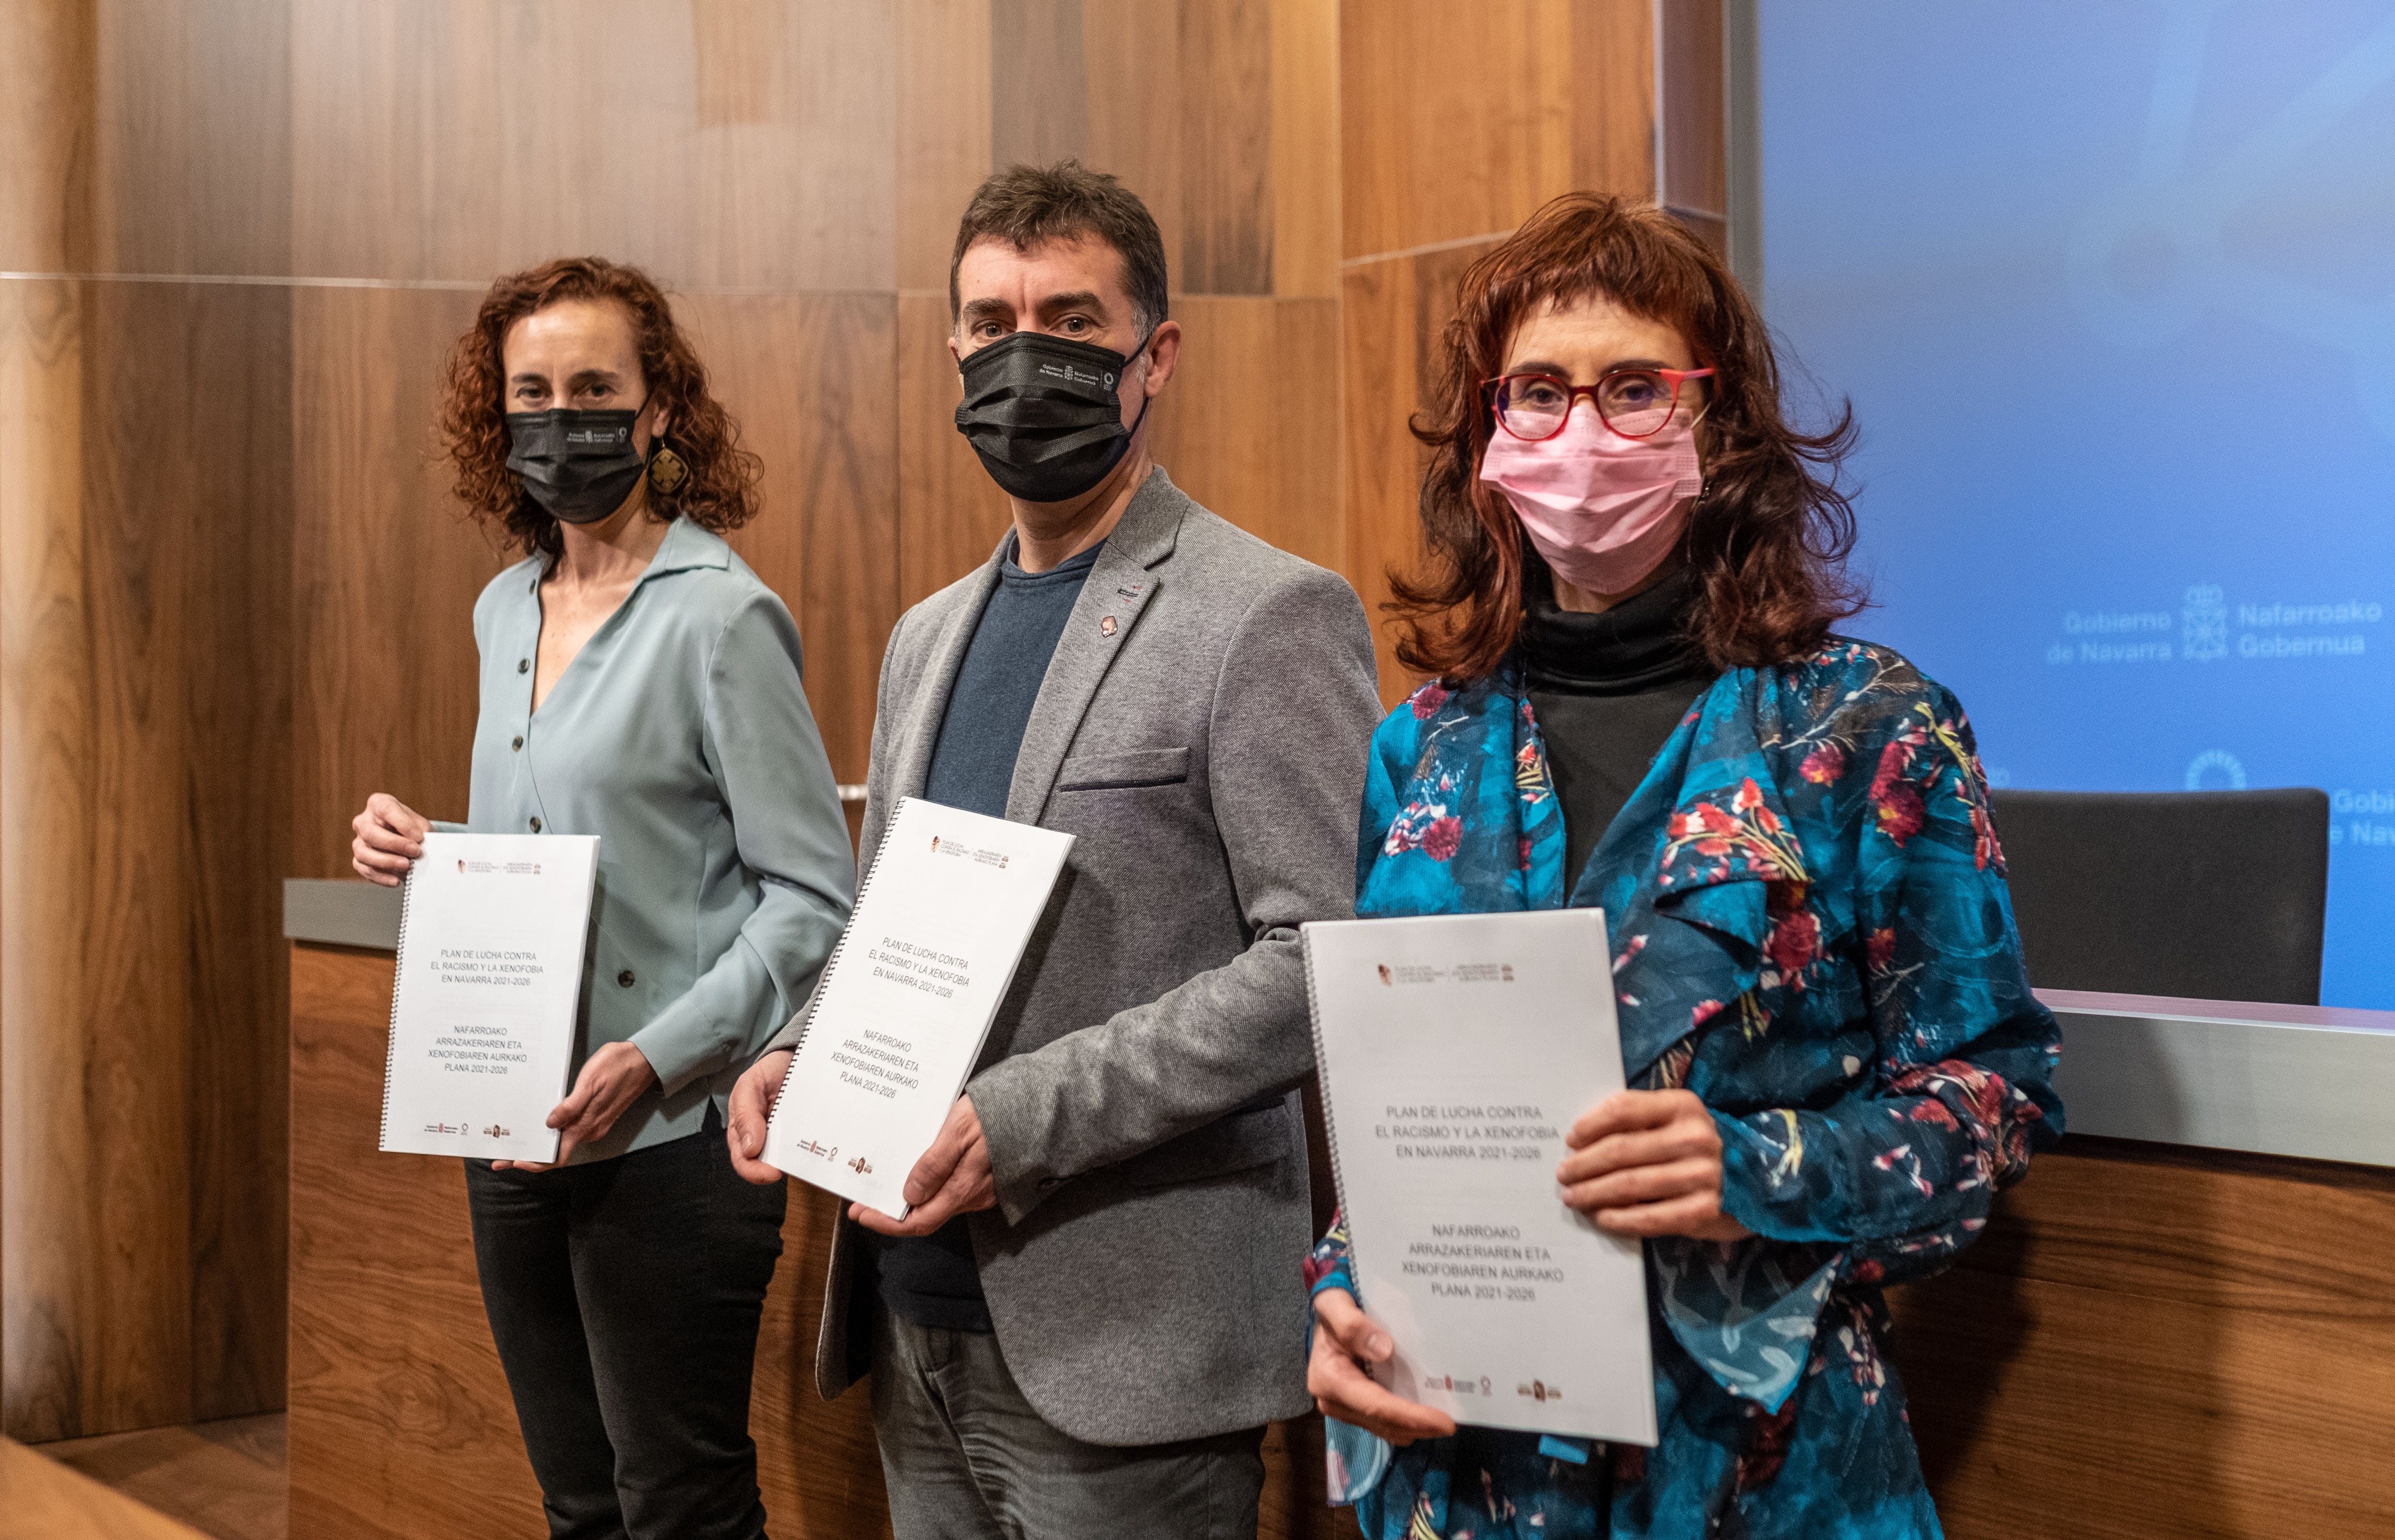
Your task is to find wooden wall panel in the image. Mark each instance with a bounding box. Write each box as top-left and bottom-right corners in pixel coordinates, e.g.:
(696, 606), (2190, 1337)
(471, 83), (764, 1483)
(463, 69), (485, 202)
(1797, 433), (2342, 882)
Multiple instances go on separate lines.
(1339, 0), (1575, 261)
(1891, 1138), (2395, 1538)
(1151, 297), (1343, 574)
(1575, 0), (1658, 200)
(1078, 1), (1182, 275)
(897, 0), (995, 292)
(682, 294), (901, 785)
(0, 3), (95, 274)
(1268, 0), (1342, 298)
(289, 285), (502, 879)
(174, 282), (296, 1422)
(1656, 0), (1726, 252)
(990, 0), (1092, 172)
(1339, 241), (1491, 702)
(0, 275), (97, 1440)
(289, 2), (897, 290)
(1178, 0), (1276, 296)
(87, 0), (291, 277)
(2, 280), (291, 1440)
(896, 295), (1011, 607)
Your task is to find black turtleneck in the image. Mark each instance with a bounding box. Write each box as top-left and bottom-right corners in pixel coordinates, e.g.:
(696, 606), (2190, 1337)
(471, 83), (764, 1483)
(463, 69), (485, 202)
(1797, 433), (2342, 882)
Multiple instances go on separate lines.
(1521, 562), (1715, 893)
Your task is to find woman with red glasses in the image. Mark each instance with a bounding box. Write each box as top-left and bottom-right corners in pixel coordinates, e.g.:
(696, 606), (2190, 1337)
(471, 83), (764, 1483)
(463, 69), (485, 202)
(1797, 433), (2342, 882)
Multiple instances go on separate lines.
(1303, 192), (2062, 1538)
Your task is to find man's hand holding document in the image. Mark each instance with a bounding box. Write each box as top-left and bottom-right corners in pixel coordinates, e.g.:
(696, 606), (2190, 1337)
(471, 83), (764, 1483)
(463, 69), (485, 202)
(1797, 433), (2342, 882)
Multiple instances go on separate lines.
(761, 798), (1073, 1221)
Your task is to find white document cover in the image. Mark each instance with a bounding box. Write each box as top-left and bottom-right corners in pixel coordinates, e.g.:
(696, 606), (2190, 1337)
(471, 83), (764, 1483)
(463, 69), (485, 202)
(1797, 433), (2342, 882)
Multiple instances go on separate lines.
(764, 798), (1074, 1216)
(1303, 910), (1656, 1445)
(380, 833), (600, 1162)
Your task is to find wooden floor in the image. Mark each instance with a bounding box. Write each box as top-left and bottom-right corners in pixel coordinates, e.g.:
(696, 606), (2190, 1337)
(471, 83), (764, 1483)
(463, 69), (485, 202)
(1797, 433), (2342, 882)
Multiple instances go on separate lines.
(34, 1414), (287, 1540)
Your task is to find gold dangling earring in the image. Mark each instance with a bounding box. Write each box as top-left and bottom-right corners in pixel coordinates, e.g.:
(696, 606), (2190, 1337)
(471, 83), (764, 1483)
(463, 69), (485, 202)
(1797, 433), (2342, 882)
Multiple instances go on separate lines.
(648, 443), (689, 496)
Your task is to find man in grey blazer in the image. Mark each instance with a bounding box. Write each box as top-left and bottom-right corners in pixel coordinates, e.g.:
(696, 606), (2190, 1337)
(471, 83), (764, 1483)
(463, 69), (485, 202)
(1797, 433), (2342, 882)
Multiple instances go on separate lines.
(728, 162), (1382, 1537)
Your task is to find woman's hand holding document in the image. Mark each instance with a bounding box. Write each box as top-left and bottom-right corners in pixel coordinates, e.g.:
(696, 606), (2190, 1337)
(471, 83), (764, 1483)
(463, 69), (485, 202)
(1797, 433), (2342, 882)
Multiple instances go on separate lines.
(379, 833), (600, 1165)
(1303, 910), (1660, 1446)
(758, 798), (1073, 1222)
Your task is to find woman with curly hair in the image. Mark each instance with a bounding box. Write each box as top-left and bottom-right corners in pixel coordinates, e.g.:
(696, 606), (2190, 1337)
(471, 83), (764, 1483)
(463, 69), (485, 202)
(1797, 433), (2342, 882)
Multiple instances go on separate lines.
(348, 257), (854, 1540)
(1303, 195), (2063, 1538)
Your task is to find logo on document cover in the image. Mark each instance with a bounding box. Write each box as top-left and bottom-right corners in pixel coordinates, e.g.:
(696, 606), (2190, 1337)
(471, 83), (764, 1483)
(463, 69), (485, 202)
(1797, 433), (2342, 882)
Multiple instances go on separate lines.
(1519, 1378), (1565, 1403)
(848, 1155), (873, 1175)
(1375, 962), (1514, 987)
(930, 832), (1013, 869)
(482, 1124), (511, 1139)
(792, 1137), (838, 1161)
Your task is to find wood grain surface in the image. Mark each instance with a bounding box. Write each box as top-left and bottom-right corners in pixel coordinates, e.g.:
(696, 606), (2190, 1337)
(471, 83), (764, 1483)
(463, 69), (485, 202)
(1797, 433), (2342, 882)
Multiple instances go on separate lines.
(1151, 296), (1345, 575)
(86, 0), (292, 277)
(3, 278), (293, 1440)
(1268, 0), (1344, 300)
(1339, 240), (1493, 702)
(681, 293), (901, 786)
(1891, 1137), (2395, 1538)
(897, 0), (996, 292)
(289, 284), (502, 879)
(289, 2), (898, 292)
(1340, 0), (1577, 261)
(37, 1413), (286, 1540)
(0, 1436), (212, 1540)
(895, 294), (1012, 607)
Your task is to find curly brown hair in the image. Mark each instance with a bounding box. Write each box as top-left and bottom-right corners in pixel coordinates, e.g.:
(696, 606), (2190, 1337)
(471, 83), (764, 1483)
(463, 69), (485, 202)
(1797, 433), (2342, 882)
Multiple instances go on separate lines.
(1393, 193), (1863, 683)
(436, 257), (762, 559)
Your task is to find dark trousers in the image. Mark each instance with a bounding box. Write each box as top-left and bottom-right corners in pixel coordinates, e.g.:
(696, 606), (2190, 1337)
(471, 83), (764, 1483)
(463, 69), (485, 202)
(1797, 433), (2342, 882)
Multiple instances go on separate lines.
(870, 1303), (1268, 1540)
(466, 1113), (787, 1540)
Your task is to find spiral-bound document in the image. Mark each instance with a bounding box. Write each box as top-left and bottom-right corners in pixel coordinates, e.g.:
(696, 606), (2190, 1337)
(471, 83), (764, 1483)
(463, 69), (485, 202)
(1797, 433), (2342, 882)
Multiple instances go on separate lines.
(764, 798), (1073, 1216)
(379, 832), (599, 1162)
(1303, 909), (1656, 1446)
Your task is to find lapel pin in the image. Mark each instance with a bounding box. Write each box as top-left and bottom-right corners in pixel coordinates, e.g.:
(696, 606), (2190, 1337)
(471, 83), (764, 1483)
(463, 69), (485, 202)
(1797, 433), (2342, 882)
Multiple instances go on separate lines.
(1099, 615), (1119, 637)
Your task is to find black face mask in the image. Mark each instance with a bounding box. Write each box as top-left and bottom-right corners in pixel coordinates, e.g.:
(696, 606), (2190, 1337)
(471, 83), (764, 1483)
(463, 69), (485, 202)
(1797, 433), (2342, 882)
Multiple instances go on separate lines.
(506, 404), (651, 524)
(954, 330), (1153, 503)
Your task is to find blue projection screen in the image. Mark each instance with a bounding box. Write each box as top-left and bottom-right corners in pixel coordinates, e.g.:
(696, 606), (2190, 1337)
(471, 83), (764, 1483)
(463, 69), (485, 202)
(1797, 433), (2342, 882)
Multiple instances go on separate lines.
(1760, 1), (2395, 1006)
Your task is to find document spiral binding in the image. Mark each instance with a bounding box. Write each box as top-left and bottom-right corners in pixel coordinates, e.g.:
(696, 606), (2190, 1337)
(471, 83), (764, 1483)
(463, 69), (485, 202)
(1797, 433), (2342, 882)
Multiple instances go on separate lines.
(761, 797), (909, 1142)
(1297, 930), (1358, 1265)
(376, 868), (418, 1150)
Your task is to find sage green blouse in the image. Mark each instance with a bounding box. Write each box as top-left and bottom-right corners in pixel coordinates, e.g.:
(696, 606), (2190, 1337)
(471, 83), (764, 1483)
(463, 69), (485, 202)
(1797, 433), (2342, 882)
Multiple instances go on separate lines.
(444, 517), (854, 1162)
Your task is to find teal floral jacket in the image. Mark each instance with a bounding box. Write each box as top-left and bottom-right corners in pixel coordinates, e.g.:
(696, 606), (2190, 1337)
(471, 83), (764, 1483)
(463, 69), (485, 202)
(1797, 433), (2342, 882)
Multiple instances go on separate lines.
(1308, 639), (2063, 1540)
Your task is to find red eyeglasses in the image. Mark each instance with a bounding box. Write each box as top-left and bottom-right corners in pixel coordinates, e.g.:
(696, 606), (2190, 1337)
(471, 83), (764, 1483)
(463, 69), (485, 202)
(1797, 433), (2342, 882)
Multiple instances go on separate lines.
(1483, 367), (1715, 441)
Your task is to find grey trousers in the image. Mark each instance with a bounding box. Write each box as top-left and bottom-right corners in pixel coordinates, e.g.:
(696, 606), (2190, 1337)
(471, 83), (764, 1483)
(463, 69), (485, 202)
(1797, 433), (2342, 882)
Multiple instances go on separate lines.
(869, 1304), (1267, 1540)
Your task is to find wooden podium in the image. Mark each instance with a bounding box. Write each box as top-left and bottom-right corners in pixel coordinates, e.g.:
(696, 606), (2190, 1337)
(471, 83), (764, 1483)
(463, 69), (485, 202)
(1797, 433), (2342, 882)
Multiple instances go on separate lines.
(285, 917), (1338, 1540)
(287, 888), (2395, 1539)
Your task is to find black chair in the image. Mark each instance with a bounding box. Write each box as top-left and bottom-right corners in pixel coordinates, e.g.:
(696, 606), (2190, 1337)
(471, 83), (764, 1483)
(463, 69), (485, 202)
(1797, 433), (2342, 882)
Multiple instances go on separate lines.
(1988, 789), (2329, 1006)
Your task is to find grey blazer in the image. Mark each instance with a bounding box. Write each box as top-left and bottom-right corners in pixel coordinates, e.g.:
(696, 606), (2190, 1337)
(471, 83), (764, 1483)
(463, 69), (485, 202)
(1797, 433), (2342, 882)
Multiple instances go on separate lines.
(770, 467), (1382, 1445)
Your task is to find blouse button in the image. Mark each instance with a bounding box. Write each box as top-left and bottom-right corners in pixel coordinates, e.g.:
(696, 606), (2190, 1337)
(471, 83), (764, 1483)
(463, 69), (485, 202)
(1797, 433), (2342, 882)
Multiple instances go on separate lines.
(528, 816), (542, 832)
(511, 735), (523, 751)
(517, 658), (529, 674)
(617, 969), (636, 988)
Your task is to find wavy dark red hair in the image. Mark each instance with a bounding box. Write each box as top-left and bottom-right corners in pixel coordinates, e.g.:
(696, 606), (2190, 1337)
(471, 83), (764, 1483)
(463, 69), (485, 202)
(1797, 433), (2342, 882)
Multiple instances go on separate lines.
(436, 257), (761, 559)
(1392, 193), (1862, 682)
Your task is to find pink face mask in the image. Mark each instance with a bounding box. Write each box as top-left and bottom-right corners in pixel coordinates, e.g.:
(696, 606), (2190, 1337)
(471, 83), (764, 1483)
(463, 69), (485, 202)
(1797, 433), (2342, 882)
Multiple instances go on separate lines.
(1479, 406), (1702, 598)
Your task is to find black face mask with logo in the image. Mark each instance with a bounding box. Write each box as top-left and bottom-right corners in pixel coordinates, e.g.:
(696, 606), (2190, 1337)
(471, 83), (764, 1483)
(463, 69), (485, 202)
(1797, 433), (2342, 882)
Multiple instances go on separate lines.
(953, 330), (1154, 503)
(506, 403), (651, 524)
